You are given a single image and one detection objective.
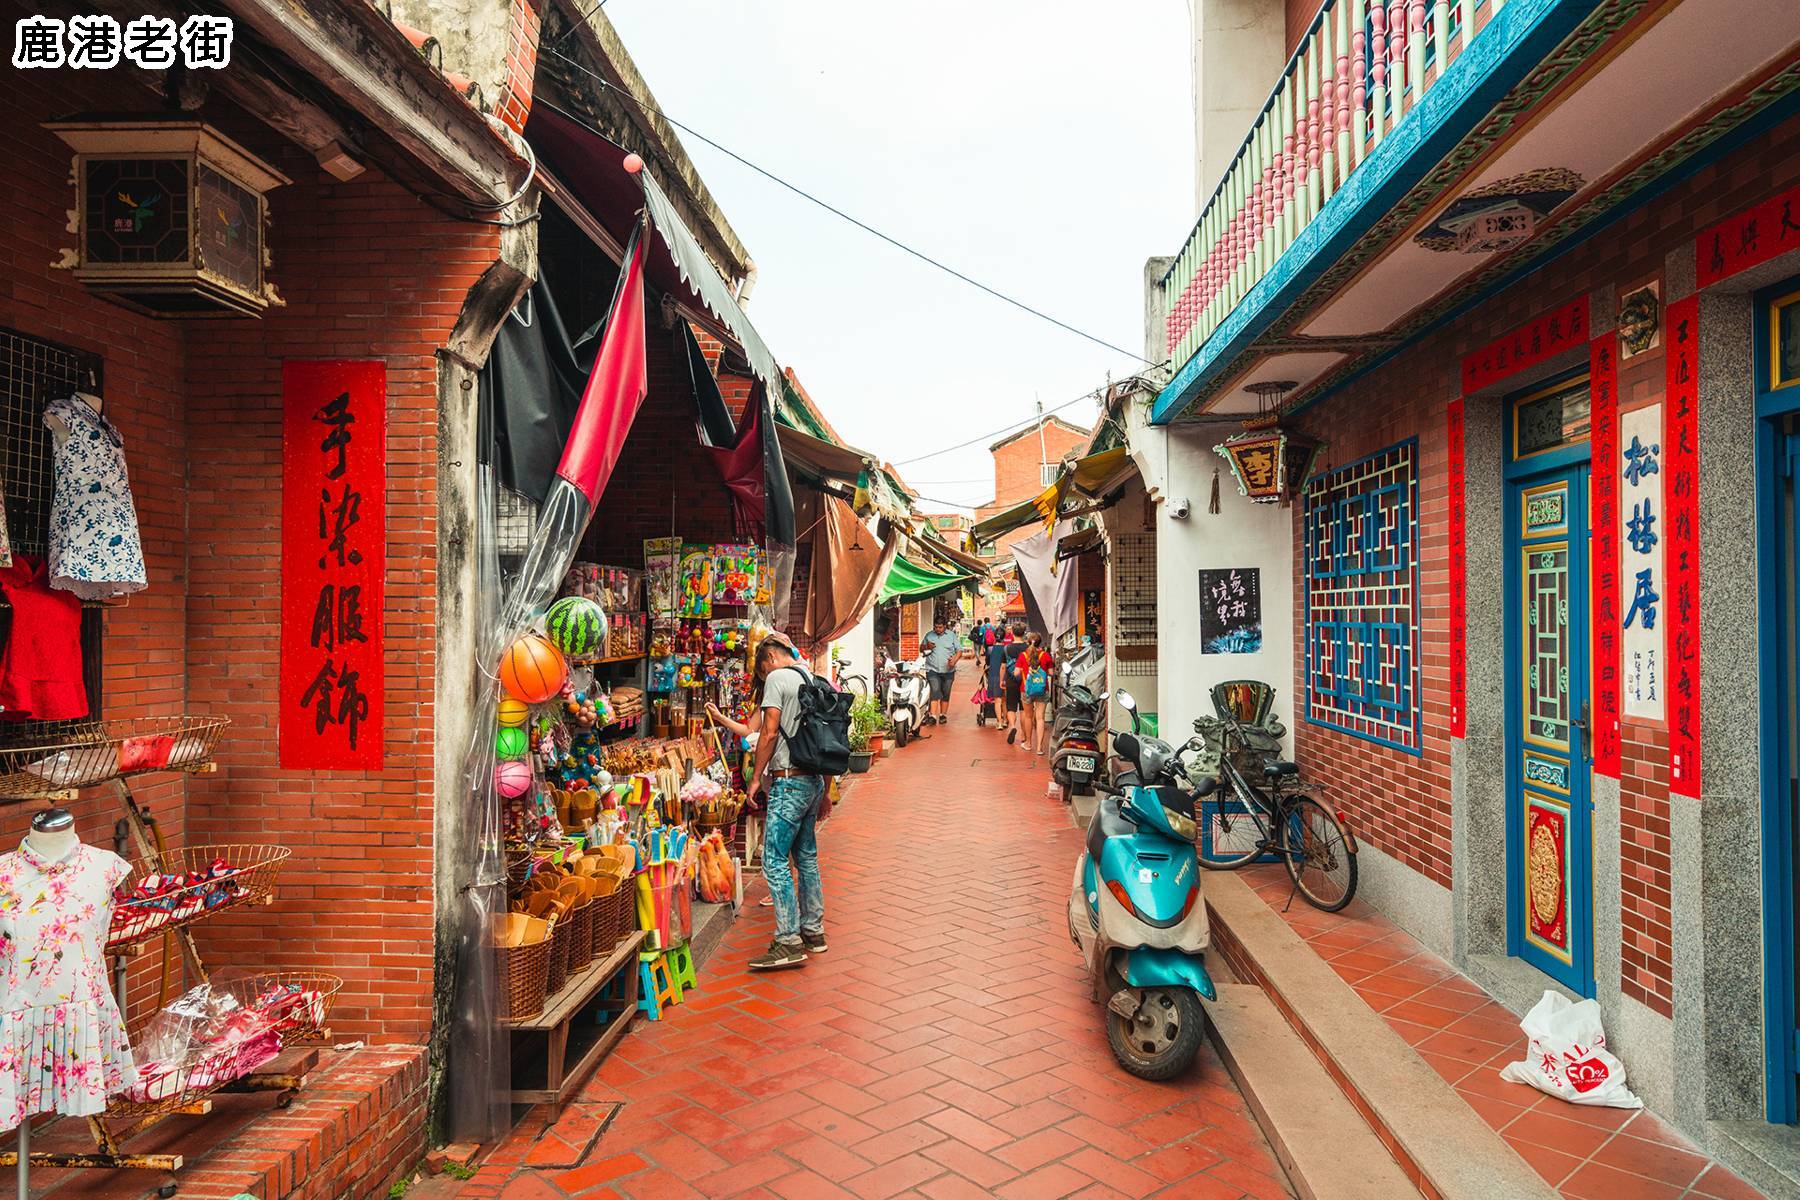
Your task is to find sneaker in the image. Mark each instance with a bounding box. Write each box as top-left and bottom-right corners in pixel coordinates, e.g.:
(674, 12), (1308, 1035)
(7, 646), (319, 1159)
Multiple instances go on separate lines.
(801, 931), (829, 954)
(749, 940), (808, 970)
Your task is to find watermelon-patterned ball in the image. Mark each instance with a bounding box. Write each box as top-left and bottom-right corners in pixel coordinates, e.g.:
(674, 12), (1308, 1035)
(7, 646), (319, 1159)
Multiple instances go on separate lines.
(546, 596), (606, 658)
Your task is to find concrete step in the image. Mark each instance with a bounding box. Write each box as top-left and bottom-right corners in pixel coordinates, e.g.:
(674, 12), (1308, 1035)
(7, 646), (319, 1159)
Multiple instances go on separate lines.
(1204, 871), (1559, 1200)
(1208, 982), (1418, 1200)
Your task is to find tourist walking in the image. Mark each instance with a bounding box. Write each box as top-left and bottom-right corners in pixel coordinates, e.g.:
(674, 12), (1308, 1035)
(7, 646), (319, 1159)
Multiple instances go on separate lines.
(1016, 631), (1054, 756)
(746, 632), (830, 970)
(1002, 623), (1026, 743)
(919, 615), (963, 726)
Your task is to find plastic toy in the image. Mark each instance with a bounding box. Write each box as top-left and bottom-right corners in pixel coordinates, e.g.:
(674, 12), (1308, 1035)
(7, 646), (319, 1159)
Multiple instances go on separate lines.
(500, 633), (568, 704)
(498, 698), (529, 727)
(496, 726), (528, 759)
(495, 760), (533, 798)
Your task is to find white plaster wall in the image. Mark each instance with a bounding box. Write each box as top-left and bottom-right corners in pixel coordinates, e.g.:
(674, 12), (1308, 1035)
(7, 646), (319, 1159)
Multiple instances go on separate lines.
(1192, 0), (1287, 212)
(828, 607), (876, 689)
(1142, 422), (1297, 749)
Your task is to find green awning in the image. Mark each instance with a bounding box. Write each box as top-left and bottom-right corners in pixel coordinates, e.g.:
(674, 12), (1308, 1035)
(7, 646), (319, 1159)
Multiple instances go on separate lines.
(878, 555), (972, 605)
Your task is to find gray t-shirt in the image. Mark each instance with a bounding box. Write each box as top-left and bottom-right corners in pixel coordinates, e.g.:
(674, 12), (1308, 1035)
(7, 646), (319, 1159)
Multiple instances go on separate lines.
(921, 630), (960, 673)
(760, 663), (813, 771)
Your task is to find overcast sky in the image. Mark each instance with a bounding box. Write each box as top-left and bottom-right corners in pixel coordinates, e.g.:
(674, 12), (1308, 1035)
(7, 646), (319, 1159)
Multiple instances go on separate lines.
(605, 1), (1195, 512)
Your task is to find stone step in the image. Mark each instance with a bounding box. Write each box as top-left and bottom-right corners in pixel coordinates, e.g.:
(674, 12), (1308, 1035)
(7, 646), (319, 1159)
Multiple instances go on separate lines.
(1204, 871), (1559, 1200)
(1208, 982), (1418, 1200)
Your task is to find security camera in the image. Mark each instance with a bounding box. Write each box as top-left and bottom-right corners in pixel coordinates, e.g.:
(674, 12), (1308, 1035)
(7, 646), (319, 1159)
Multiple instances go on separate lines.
(1168, 497), (1191, 519)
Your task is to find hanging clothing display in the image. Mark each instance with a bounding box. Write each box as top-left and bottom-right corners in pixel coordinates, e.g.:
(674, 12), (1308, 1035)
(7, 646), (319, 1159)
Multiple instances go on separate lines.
(0, 476), (12, 569)
(0, 839), (139, 1126)
(0, 555), (87, 721)
(44, 394), (147, 600)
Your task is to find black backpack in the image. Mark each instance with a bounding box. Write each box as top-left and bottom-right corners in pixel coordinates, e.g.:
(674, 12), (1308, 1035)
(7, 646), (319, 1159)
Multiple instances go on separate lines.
(778, 666), (854, 775)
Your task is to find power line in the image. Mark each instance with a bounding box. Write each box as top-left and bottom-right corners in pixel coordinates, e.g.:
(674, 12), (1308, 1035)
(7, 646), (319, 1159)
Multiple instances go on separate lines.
(549, 0), (612, 54)
(890, 388), (1103, 467)
(540, 44), (1156, 365)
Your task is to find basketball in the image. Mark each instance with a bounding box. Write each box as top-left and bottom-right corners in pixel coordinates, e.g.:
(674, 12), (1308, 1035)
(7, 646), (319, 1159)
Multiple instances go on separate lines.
(495, 759), (533, 798)
(500, 633), (567, 703)
(495, 726), (528, 760)
(546, 596), (606, 659)
(497, 698), (529, 728)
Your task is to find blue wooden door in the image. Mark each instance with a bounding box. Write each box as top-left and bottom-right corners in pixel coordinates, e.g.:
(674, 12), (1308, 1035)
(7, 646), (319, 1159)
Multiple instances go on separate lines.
(1505, 464), (1596, 996)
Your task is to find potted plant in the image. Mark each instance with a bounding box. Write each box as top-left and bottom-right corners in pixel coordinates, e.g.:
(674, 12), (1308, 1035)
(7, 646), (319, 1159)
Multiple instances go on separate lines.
(847, 694), (882, 773)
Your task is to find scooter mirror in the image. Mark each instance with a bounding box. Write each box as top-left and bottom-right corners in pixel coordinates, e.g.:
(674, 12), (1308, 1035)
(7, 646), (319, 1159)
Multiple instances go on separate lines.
(1060, 661), (1071, 678)
(1117, 690), (1137, 713)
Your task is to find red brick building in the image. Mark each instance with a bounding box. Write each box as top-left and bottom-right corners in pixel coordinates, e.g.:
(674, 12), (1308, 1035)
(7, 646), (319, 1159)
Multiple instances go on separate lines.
(1142, 0), (1800, 1185)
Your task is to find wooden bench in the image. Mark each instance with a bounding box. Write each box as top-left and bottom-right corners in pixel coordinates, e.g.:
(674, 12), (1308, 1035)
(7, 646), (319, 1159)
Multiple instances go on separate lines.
(503, 929), (647, 1120)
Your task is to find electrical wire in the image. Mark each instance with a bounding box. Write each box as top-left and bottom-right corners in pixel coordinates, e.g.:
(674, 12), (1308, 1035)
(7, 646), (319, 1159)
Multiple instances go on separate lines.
(890, 387), (1105, 467)
(540, 44), (1156, 365)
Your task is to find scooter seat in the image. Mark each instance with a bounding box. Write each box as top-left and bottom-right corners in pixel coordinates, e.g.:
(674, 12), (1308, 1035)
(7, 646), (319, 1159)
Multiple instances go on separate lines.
(1087, 794), (1137, 862)
(1262, 760), (1300, 779)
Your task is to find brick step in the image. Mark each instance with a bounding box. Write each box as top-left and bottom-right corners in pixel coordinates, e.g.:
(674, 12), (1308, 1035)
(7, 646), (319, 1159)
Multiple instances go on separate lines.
(1207, 982), (1419, 1200)
(1203, 870), (1559, 1200)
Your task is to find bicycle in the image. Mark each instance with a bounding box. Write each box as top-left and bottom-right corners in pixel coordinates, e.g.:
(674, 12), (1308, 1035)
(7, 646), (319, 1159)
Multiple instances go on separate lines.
(1192, 715), (1359, 912)
(832, 656), (869, 696)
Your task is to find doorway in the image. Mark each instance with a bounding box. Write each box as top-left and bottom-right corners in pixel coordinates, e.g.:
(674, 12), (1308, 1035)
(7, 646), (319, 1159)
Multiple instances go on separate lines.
(1504, 375), (1596, 997)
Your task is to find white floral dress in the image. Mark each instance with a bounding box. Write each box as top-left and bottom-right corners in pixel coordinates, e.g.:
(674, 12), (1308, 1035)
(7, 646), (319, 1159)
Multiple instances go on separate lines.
(43, 395), (146, 600)
(0, 841), (138, 1123)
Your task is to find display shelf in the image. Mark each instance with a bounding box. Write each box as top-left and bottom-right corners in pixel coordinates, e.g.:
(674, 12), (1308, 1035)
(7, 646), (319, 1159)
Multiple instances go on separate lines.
(106, 843), (290, 953)
(572, 652), (646, 667)
(0, 715), (229, 800)
(503, 929), (646, 1122)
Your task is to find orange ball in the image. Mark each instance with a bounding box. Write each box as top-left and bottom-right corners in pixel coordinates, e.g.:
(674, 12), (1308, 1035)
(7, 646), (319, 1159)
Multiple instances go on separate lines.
(500, 633), (568, 704)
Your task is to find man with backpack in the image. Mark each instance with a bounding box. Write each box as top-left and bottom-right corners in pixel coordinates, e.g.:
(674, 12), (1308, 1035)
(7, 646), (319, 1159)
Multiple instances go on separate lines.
(746, 632), (852, 970)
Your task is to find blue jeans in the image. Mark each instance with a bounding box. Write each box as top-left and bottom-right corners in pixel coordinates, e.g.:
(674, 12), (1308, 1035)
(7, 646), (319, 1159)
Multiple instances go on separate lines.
(763, 774), (826, 944)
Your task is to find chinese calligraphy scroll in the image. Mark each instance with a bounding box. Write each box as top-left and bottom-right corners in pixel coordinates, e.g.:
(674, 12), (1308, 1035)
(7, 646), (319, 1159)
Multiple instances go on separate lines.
(1447, 398), (1466, 738)
(1460, 298), (1589, 394)
(1619, 404), (1663, 720)
(280, 361), (385, 769)
(1589, 335), (1620, 778)
(1696, 182), (1800, 290)
(1199, 568), (1262, 654)
(1664, 296), (1700, 798)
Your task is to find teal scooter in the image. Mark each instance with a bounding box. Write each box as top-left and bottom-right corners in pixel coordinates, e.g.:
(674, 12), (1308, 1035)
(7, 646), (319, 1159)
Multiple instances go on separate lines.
(1067, 690), (1219, 1080)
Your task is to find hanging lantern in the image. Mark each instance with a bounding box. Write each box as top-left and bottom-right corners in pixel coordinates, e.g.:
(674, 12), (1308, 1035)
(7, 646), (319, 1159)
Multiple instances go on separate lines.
(1213, 381), (1326, 505)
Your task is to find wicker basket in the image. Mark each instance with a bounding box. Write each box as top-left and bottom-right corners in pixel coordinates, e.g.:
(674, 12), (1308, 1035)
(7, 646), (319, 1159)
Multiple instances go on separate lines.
(545, 920), (570, 998)
(0, 715), (229, 799)
(216, 970), (343, 1042)
(564, 899), (596, 972)
(591, 885), (631, 957)
(107, 844), (291, 953)
(498, 937), (551, 1022)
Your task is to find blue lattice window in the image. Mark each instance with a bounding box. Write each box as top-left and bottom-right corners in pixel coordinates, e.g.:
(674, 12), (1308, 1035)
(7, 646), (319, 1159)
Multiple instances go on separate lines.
(1303, 439), (1420, 754)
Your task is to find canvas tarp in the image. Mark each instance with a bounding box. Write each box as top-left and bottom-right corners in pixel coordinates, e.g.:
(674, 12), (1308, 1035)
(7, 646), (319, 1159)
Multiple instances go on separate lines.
(792, 488), (895, 651)
(1012, 521), (1080, 641)
(878, 555), (972, 605)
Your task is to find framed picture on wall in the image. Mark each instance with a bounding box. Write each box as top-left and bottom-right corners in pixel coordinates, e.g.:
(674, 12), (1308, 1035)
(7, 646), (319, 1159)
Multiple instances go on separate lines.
(1199, 567), (1262, 654)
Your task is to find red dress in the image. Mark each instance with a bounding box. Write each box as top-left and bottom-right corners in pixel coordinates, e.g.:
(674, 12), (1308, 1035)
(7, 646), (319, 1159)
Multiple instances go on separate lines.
(0, 555), (88, 720)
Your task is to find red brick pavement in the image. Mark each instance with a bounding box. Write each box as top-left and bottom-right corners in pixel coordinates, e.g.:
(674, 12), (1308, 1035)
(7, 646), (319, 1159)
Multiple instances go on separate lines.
(456, 683), (1295, 1199)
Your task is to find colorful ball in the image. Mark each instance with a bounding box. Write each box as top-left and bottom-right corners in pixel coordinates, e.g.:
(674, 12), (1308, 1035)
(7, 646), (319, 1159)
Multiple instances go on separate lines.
(546, 596), (606, 659)
(494, 760), (533, 798)
(500, 633), (568, 703)
(497, 698), (529, 728)
(496, 727), (528, 759)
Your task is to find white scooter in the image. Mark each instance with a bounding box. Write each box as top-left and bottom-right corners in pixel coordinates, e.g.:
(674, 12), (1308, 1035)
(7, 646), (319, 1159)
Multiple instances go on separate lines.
(883, 657), (930, 748)
(1069, 690), (1219, 1079)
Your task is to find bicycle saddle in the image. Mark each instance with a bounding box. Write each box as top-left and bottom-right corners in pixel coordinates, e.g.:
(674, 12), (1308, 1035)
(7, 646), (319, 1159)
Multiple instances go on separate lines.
(1262, 760), (1300, 779)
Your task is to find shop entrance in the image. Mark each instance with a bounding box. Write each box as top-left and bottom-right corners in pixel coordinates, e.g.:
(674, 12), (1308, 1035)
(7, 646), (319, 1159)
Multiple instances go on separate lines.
(1756, 277), (1800, 1123)
(1503, 375), (1595, 997)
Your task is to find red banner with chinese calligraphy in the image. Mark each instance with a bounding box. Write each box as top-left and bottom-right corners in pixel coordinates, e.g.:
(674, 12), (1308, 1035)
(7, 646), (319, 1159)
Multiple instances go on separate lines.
(1663, 298), (1699, 799)
(280, 361), (385, 770)
(1460, 299), (1589, 394)
(1696, 182), (1800, 290)
(1447, 398), (1466, 738)
(1589, 334), (1621, 779)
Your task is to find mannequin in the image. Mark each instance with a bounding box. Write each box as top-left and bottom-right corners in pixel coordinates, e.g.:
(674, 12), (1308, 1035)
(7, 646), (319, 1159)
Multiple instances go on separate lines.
(43, 392), (101, 449)
(8, 810), (74, 1196)
(1, 809), (138, 1195)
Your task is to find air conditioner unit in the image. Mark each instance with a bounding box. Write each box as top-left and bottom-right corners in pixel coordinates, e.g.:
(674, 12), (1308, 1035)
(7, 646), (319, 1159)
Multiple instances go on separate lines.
(47, 117), (289, 317)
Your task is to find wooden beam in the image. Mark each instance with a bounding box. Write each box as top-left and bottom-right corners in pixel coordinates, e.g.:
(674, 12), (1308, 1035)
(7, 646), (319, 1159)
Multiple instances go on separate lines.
(218, 0), (524, 205)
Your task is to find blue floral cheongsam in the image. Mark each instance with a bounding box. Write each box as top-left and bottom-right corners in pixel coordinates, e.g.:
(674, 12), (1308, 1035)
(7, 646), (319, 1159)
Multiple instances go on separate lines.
(43, 395), (146, 600)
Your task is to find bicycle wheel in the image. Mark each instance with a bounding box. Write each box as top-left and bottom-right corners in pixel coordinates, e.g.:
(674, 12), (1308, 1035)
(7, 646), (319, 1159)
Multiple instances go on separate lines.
(841, 674), (868, 696)
(1281, 796), (1359, 911)
(1197, 791), (1271, 869)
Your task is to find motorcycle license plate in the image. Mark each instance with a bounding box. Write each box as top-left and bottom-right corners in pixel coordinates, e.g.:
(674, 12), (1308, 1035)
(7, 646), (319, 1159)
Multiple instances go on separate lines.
(1067, 755), (1096, 773)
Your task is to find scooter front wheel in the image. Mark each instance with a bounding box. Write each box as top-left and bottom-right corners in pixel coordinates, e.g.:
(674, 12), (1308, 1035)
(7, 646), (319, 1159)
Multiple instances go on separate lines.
(1106, 987), (1207, 1081)
(895, 722), (909, 749)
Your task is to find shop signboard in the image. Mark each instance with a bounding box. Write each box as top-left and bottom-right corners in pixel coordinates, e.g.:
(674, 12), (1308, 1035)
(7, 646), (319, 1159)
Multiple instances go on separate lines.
(1696, 181), (1800, 289)
(1461, 298), (1589, 394)
(1590, 334), (1621, 778)
(1199, 567), (1261, 654)
(280, 360), (385, 769)
(1619, 403), (1663, 722)
(1664, 297), (1701, 798)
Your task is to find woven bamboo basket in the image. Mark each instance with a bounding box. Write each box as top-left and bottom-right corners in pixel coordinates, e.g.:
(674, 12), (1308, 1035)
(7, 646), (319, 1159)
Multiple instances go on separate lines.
(216, 970), (343, 1042)
(0, 715), (229, 799)
(591, 885), (631, 957)
(545, 920), (570, 997)
(564, 899), (596, 972)
(498, 937), (551, 1022)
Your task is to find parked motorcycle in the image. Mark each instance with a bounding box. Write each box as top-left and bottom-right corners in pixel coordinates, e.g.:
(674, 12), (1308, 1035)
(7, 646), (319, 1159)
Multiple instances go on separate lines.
(1068, 689), (1219, 1080)
(883, 657), (930, 748)
(1050, 661), (1104, 804)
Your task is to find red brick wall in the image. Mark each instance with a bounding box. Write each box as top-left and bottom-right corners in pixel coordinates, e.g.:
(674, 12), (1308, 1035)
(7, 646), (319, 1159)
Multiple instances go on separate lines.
(0, 67), (193, 1026)
(1289, 121), (1800, 1016)
(495, 0), (543, 134)
(1286, 0), (1323, 55)
(178, 118), (501, 1042)
(975, 420), (1089, 562)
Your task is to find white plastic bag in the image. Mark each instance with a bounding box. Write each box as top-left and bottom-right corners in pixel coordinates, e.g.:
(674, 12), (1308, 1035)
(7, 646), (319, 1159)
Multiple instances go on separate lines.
(1499, 991), (1642, 1108)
